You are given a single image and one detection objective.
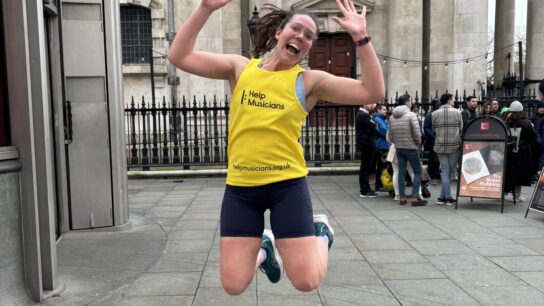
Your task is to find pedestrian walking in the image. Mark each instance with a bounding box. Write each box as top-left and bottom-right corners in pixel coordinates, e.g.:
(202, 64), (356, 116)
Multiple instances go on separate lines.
(168, 0), (384, 294)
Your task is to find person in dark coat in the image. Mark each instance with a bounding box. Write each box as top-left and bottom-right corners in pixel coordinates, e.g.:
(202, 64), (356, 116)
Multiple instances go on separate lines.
(423, 98), (441, 180)
(530, 101), (544, 170)
(504, 101), (539, 201)
(356, 103), (378, 197)
(461, 96), (480, 126)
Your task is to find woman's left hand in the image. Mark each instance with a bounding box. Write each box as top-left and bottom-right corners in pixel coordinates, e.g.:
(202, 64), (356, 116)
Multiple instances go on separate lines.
(331, 0), (368, 40)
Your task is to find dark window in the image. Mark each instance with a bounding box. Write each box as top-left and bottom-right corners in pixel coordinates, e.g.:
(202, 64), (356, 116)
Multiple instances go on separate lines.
(120, 5), (152, 64)
(0, 2), (10, 146)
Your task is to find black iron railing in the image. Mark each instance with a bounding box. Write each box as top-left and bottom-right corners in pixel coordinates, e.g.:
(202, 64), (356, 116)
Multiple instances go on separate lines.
(125, 95), (360, 169)
(125, 89), (542, 169)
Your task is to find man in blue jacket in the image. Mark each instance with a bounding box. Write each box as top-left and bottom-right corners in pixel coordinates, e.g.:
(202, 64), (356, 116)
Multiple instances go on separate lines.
(373, 104), (390, 192)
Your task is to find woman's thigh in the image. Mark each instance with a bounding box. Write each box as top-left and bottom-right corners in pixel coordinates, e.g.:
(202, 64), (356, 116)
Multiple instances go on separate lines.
(276, 236), (327, 291)
(220, 237), (261, 293)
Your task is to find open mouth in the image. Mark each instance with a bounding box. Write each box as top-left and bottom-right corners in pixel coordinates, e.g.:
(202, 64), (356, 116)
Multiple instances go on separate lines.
(286, 43), (300, 55)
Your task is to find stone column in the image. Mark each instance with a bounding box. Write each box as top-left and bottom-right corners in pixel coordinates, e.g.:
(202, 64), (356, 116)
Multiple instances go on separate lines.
(386, 0), (423, 97)
(493, 0), (515, 88)
(525, 0), (544, 100)
(429, 0), (453, 96)
(452, 0), (488, 95)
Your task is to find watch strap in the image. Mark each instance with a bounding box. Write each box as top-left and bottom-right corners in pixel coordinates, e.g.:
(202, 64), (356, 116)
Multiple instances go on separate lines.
(354, 36), (371, 47)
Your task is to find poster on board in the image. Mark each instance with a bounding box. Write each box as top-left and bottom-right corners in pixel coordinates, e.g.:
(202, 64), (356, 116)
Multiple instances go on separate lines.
(458, 141), (505, 199)
(528, 168), (544, 214)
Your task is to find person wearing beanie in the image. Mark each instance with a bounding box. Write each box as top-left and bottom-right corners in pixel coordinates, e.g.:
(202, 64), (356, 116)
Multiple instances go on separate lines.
(504, 101), (538, 202)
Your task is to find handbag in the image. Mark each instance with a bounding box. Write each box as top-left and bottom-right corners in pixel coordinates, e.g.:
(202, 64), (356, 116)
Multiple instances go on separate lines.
(380, 165), (394, 191)
(386, 144), (396, 163)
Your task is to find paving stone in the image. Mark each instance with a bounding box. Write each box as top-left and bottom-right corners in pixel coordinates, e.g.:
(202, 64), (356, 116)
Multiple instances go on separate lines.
(367, 210), (421, 221)
(513, 272), (544, 293)
(409, 239), (476, 255)
(463, 285), (544, 305)
(362, 250), (428, 264)
(341, 222), (393, 235)
(319, 284), (400, 306)
(193, 287), (256, 306)
(167, 229), (217, 241)
(147, 252), (208, 273)
(370, 263), (445, 280)
(171, 220), (219, 231)
(514, 238), (544, 254)
(328, 247), (365, 261)
(163, 238), (213, 253)
(427, 254), (501, 271)
(488, 256), (544, 272)
(116, 296), (193, 306)
(451, 231), (515, 246)
(393, 228), (452, 241)
(469, 216), (530, 227)
(385, 279), (479, 305)
(125, 272), (200, 296)
(443, 269), (525, 287)
(351, 234), (412, 251)
(258, 294), (323, 306)
(472, 244), (539, 256)
(491, 226), (544, 239)
(323, 261), (383, 286)
(382, 220), (436, 230)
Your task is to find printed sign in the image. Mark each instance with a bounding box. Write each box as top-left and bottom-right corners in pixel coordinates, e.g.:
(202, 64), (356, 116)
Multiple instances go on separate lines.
(458, 141), (505, 199)
(528, 168), (544, 214)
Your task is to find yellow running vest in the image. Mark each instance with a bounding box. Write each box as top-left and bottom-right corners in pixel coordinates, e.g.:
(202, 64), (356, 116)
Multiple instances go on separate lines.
(226, 58), (308, 186)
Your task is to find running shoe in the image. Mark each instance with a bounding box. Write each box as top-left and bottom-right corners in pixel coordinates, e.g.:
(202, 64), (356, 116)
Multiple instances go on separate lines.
(314, 214), (335, 250)
(259, 229), (283, 283)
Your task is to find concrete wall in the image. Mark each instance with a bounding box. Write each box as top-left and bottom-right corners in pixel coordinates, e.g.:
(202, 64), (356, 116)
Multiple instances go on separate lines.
(0, 168), (32, 304)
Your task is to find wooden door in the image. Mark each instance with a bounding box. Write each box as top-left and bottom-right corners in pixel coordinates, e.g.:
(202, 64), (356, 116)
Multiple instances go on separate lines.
(308, 34), (355, 126)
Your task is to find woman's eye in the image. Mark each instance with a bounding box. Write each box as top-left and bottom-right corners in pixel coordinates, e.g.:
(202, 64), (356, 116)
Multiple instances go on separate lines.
(291, 25), (300, 32)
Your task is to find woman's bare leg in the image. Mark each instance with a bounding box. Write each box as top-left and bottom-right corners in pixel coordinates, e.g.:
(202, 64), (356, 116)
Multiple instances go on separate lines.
(276, 236), (329, 292)
(220, 237), (261, 295)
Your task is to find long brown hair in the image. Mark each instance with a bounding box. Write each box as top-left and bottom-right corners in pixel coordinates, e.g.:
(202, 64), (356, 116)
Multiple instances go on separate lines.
(251, 4), (319, 58)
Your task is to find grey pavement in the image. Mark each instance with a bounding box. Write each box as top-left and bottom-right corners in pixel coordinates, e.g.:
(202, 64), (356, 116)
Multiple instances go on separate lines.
(42, 175), (544, 305)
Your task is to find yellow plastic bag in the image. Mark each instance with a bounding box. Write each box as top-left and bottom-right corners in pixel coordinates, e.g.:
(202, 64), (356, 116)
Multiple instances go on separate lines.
(380, 165), (394, 191)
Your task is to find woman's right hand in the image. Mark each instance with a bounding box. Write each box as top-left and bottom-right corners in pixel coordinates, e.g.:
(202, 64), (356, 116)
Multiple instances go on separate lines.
(200, 0), (232, 13)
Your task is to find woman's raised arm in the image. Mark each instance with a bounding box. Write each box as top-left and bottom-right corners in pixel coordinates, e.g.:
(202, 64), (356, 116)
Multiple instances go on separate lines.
(167, 0), (247, 81)
(305, 0), (384, 109)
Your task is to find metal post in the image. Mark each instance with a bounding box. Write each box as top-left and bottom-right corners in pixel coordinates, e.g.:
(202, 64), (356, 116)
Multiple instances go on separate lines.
(519, 41), (524, 100)
(149, 48), (155, 106)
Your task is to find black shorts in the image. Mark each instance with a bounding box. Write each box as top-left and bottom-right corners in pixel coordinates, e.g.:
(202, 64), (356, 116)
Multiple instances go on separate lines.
(220, 177), (315, 239)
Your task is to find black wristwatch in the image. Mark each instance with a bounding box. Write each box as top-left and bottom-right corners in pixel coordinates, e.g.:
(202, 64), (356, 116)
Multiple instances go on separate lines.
(354, 36), (372, 47)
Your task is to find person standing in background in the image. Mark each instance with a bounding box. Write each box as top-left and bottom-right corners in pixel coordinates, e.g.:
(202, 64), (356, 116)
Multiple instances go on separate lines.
(432, 93), (463, 205)
(356, 103), (378, 197)
(387, 95), (426, 206)
(373, 104), (390, 193)
(461, 96), (480, 126)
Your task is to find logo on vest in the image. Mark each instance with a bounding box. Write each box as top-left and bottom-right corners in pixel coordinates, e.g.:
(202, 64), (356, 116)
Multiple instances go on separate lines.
(240, 90), (285, 110)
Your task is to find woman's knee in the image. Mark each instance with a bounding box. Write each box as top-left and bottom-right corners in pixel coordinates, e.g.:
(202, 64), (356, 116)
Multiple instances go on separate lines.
(290, 275), (322, 292)
(221, 274), (253, 295)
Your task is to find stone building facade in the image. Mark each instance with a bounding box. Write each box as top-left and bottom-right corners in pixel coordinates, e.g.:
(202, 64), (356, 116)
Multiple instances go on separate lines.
(121, 0), (543, 104)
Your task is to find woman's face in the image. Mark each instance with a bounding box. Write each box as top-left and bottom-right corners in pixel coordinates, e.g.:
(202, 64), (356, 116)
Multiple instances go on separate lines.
(484, 105), (491, 114)
(275, 14), (317, 64)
